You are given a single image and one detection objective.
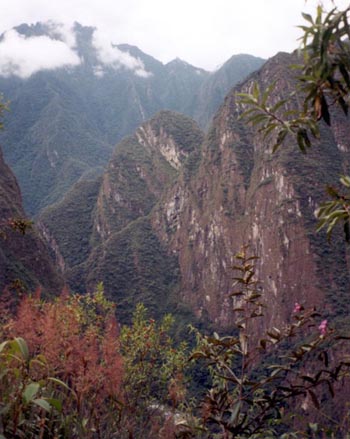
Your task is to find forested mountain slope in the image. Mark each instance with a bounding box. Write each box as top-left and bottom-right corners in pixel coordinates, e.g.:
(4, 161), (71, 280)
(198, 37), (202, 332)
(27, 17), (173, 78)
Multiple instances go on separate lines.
(0, 146), (62, 292)
(39, 111), (204, 322)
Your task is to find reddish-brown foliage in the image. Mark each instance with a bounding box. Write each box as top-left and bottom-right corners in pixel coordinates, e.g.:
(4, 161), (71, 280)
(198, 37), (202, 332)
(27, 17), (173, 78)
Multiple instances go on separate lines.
(3, 288), (124, 433)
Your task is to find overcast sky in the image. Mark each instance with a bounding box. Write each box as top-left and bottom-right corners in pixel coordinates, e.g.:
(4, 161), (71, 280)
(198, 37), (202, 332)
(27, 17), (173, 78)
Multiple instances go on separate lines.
(0, 0), (349, 71)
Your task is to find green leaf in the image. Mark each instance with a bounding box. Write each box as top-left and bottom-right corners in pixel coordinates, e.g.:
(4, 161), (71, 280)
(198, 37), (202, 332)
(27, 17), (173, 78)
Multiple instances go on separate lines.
(273, 130), (288, 152)
(270, 367), (282, 377)
(326, 186), (340, 198)
(308, 120), (320, 138)
(252, 82), (260, 100)
(338, 96), (348, 116)
(297, 131), (306, 152)
(14, 337), (29, 361)
(261, 82), (276, 106)
(340, 175), (350, 188)
(267, 331), (280, 340)
(239, 108), (258, 119)
(190, 351), (205, 360)
(23, 382), (40, 403)
(316, 5), (323, 26)
(229, 402), (242, 425)
(47, 398), (62, 412)
(247, 113), (268, 126)
(309, 423), (319, 433)
(270, 99), (287, 113)
(48, 377), (72, 392)
(302, 12), (314, 24)
(33, 398), (51, 412)
(0, 340), (8, 354)
(321, 94), (331, 125)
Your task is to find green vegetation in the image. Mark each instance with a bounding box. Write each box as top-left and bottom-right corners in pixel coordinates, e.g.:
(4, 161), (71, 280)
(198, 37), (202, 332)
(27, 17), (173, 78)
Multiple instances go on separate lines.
(151, 110), (204, 154)
(39, 178), (101, 270)
(2, 3), (350, 438)
(87, 217), (181, 324)
(237, 4), (350, 242)
(2, 252), (350, 438)
(119, 303), (190, 437)
(194, 54), (265, 128)
(0, 289), (192, 438)
(0, 97), (62, 293)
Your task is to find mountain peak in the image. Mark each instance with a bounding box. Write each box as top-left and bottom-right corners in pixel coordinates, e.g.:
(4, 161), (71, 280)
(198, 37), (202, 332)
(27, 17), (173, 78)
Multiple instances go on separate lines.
(165, 57), (207, 73)
(116, 43), (164, 73)
(167, 57), (187, 65)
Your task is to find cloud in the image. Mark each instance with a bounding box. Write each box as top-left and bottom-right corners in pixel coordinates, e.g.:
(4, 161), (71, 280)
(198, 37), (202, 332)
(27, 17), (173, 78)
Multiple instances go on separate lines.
(44, 21), (77, 48)
(0, 29), (81, 78)
(91, 28), (151, 78)
(0, 0), (349, 71)
(0, 23), (152, 79)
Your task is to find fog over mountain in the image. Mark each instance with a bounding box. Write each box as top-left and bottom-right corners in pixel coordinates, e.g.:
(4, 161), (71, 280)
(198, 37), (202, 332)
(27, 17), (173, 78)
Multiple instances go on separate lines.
(0, 22), (264, 215)
(2, 0), (348, 70)
(0, 22), (151, 78)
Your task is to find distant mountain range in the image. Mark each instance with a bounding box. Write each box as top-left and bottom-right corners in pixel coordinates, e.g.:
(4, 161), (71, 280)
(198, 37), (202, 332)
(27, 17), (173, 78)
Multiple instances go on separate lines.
(0, 22), (264, 216)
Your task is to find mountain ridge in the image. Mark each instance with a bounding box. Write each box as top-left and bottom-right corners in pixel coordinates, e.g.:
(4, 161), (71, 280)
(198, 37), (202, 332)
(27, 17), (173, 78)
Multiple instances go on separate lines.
(0, 21), (264, 215)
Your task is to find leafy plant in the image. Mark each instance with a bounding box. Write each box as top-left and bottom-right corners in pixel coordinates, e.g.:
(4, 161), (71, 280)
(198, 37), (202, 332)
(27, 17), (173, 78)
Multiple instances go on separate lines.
(0, 337), (64, 438)
(1, 287), (123, 438)
(237, 3), (350, 241)
(190, 248), (350, 438)
(316, 175), (350, 242)
(238, 4), (350, 154)
(119, 303), (190, 438)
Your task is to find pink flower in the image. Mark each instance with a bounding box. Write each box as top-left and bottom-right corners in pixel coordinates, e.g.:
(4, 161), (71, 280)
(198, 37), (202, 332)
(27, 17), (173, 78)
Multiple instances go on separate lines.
(293, 303), (302, 313)
(319, 319), (328, 336)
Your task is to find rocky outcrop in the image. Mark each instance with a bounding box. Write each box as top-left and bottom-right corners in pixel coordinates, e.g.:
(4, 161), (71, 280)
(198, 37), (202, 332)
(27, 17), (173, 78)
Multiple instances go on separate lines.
(92, 111), (204, 243)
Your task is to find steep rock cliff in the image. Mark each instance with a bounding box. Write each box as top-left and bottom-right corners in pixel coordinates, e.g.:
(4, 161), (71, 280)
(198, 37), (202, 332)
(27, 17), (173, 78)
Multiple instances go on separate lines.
(0, 147), (62, 293)
(152, 52), (350, 329)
